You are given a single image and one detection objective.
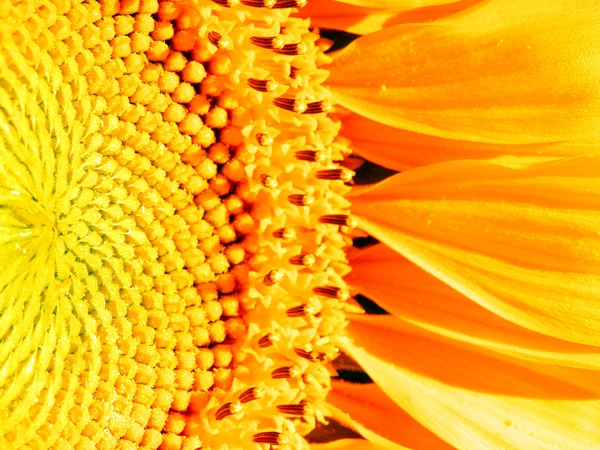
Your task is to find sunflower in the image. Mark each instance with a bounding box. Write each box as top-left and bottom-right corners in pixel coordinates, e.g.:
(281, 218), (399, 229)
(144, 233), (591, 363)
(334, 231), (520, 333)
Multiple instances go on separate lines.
(2, 0), (600, 449)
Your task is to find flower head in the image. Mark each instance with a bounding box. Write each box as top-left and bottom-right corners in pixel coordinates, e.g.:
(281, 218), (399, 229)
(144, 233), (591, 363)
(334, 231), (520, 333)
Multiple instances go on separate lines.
(2, 0), (600, 449)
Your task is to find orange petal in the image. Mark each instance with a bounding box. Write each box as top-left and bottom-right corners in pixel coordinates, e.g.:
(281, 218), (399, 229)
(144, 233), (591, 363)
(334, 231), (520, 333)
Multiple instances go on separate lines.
(327, 1), (600, 144)
(340, 113), (599, 170)
(334, 0), (461, 7)
(341, 314), (600, 449)
(351, 154), (600, 346)
(310, 439), (397, 450)
(297, 0), (481, 34)
(347, 244), (600, 368)
(328, 380), (452, 449)
(296, 0), (400, 35)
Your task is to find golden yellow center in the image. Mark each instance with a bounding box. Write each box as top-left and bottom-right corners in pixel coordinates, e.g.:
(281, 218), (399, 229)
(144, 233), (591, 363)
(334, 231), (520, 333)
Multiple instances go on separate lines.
(0, 0), (352, 448)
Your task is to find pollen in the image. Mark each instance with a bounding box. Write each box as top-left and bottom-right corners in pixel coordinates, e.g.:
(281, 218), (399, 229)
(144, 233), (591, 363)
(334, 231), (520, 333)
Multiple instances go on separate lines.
(1, 0), (351, 449)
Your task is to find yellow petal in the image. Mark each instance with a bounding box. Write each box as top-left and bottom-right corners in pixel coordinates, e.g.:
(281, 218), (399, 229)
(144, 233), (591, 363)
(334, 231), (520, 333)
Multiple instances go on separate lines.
(328, 380), (452, 449)
(310, 439), (395, 450)
(341, 314), (600, 449)
(327, 1), (600, 144)
(351, 154), (600, 346)
(347, 245), (600, 368)
(340, 113), (599, 170)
